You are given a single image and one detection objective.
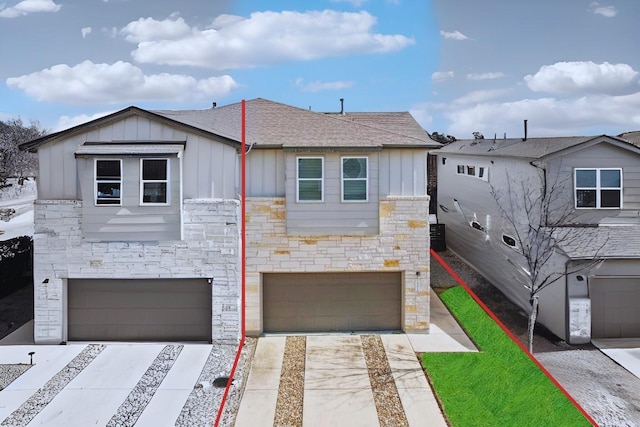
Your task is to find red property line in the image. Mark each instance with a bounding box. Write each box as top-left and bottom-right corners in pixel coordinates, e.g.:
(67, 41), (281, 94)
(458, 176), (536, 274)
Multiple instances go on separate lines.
(214, 100), (247, 427)
(430, 249), (598, 427)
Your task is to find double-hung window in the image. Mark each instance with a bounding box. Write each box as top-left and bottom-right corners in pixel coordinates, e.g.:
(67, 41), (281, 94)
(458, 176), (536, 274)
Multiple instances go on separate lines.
(297, 157), (323, 202)
(342, 157), (368, 202)
(141, 158), (169, 205)
(95, 159), (122, 205)
(575, 168), (622, 208)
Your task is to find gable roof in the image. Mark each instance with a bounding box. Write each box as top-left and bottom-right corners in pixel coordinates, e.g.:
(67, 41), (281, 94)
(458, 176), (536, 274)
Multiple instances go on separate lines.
(155, 98), (439, 149)
(19, 106), (240, 152)
(21, 98), (437, 152)
(436, 134), (640, 160)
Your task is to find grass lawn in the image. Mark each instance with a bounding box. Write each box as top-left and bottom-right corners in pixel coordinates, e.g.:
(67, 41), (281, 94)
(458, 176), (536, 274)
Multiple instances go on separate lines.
(422, 286), (593, 427)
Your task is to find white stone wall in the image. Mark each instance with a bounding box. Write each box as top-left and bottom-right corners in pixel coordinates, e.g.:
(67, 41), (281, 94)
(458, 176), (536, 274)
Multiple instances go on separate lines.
(32, 199), (240, 344)
(245, 196), (431, 335)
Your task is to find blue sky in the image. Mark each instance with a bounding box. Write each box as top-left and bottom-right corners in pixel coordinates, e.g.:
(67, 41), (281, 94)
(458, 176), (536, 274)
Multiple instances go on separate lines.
(1, 0), (639, 138)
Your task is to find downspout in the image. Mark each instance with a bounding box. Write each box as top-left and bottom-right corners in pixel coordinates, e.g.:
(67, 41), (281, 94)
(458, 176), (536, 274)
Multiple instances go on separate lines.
(214, 99), (247, 426)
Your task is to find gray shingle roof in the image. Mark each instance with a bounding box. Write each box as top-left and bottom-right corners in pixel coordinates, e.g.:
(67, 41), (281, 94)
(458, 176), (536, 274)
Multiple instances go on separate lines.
(436, 135), (639, 159)
(154, 98), (439, 149)
(555, 226), (640, 259)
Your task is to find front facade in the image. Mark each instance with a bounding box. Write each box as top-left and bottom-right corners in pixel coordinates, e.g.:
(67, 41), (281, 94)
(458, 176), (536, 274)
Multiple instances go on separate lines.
(23, 99), (436, 343)
(436, 134), (640, 344)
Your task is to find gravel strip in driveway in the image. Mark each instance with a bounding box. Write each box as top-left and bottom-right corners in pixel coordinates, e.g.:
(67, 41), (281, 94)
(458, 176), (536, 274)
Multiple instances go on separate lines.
(273, 336), (306, 427)
(361, 335), (409, 427)
(1, 344), (106, 427)
(107, 344), (183, 427)
(0, 365), (30, 391)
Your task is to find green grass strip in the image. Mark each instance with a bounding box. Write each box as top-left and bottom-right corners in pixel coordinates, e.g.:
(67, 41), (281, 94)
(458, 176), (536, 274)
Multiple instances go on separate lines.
(422, 286), (592, 427)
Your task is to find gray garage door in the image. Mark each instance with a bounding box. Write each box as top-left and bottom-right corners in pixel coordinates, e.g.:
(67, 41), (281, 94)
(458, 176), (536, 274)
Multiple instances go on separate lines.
(263, 272), (401, 333)
(68, 279), (211, 341)
(591, 277), (640, 338)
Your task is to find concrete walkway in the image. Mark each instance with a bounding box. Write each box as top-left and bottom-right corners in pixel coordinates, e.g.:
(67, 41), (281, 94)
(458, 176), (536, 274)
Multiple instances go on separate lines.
(236, 291), (476, 426)
(593, 338), (640, 380)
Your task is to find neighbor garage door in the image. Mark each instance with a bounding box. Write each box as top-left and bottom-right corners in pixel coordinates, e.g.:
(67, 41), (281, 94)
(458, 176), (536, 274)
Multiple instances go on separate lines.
(68, 279), (211, 341)
(591, 277), (640, 338)
(263, 272), (401, 333)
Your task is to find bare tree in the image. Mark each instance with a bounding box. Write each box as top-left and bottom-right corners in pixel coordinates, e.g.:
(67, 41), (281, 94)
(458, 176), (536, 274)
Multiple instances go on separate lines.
(489, 165), (605, 352)
(0, 118), (45, 186)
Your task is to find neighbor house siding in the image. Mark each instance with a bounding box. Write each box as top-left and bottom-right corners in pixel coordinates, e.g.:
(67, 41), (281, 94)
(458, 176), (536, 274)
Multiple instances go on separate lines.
(285, 151), (380, 235)
(549, 142), (640, 211)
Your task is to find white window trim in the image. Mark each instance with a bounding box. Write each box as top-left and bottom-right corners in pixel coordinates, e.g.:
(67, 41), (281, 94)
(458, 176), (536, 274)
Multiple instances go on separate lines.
(341, 156), (369, 203)
(140, 158), (170, 206)
(95, 158), (122, 207)
(574, 167), (622, 209)
(296, 156), (324, 203)
(456, 163), (488, 181)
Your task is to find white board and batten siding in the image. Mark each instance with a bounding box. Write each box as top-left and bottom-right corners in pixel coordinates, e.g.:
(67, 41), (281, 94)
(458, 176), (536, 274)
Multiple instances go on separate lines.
(245, 149), (286, 197)
(379, 149), (429, 196)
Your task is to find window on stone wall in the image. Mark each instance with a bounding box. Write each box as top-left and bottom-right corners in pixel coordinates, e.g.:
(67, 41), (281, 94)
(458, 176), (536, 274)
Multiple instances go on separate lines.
(141, 158), (169, 204)
(95, 159), (122, 205)
(342, 157), (368, 202)
(297, 157), (323, 202)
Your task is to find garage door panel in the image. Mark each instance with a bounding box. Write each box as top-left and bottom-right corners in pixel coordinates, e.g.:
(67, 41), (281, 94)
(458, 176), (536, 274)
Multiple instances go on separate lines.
(263, 272), (401, 333)
(591, 277), (640, 338)
(68, 279), (211, 341)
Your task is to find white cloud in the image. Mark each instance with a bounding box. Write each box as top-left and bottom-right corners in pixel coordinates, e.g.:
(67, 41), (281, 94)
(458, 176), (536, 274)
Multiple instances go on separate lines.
(54, 110), (117, 132)
(467, 72), (505, 81)
(588, 2), (617, 17)
(0, 0), (61, 18)
(123, 11), (414, 70)
(6, 60), (238, 104)
(120, 16), (191, 43)
(453, 89), (512, 106)
(330, 0), (368, 6)
(440, 30), (469, 40)
(295, 78), (354, 93)
(525, 61), (638, 95)
(432, 71), (454, 82)
(437, 92), (640, 138)
(81, 27), (92, 39)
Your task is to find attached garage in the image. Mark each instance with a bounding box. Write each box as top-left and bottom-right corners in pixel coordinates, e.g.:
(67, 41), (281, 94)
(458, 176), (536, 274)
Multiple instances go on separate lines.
(591, 277), (640, 338)
(68, 279), (212, 341)
(263, 272), (401, 333)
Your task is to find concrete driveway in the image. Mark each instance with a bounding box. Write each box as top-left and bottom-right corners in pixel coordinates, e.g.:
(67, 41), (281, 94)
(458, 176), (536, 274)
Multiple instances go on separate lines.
(0, 329), (236, 427)
(593, 338), (640, 380)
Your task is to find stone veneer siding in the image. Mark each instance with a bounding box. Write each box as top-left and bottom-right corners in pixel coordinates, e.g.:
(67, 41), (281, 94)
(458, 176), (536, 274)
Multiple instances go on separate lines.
(245, 196), (430, 335)
(32, 199), (240, 344)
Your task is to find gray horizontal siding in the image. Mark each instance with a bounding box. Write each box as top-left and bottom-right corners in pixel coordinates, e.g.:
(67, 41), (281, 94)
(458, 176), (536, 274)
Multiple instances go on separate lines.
(77, 156), (181, 241)
(285, 152), (379, 235)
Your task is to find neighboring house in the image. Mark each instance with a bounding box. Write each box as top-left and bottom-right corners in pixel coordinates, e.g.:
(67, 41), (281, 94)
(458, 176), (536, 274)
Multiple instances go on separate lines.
(436, 134), (640, 344)
(21, 98), (437, 344)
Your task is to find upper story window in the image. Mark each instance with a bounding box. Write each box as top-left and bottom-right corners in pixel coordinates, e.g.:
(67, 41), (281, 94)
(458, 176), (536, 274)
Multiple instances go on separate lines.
(297, 157), (323, 202)
(575, 168), (622, 209)
(141, 158), (169, 205)
(456, 163), (488, 181)
(95, 159), (121, 205)
(342, 157), (368, 202)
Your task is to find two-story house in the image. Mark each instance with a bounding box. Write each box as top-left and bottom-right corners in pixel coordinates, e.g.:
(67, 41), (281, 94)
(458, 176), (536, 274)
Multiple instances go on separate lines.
(436, 134), (640, 344)
(21, 98), (438, 344)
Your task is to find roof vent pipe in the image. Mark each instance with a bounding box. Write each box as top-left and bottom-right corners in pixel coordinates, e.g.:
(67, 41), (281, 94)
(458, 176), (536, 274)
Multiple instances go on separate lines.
(523, 119), (528, 141)
(340, 98), (345, 115)
(212, 101), (217, 109)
